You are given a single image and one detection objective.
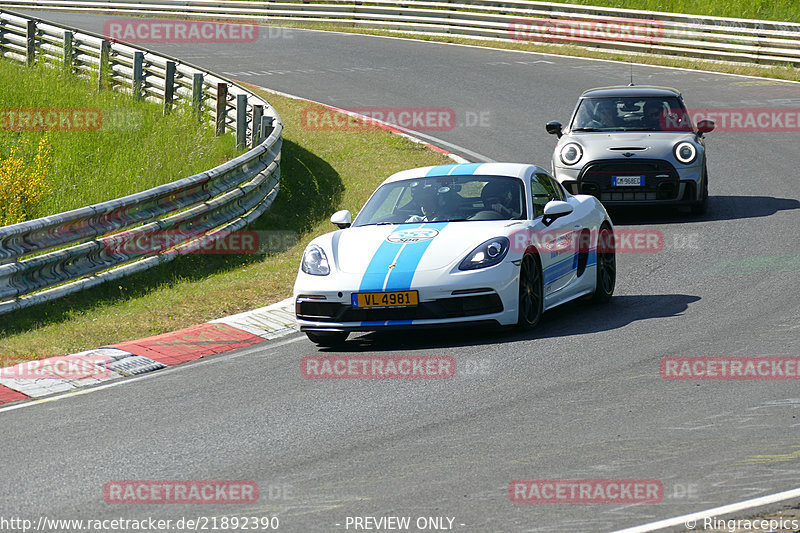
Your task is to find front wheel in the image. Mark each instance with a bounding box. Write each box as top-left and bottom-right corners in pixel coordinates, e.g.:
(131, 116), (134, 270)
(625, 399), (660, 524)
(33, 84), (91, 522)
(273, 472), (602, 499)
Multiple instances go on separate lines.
(591, 225), (615, 303)
(517, 253), (544, 330)
(690, 167), (709, 215)
(305, 330), (349, 347)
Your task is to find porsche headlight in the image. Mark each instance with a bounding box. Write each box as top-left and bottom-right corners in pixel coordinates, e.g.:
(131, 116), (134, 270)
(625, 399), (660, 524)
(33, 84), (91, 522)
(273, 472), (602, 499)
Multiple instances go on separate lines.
(459, 237), (510, 271)
(560, 143), (583, 166)
(674, 141), (697, 164)
(301, 244), (330, 276)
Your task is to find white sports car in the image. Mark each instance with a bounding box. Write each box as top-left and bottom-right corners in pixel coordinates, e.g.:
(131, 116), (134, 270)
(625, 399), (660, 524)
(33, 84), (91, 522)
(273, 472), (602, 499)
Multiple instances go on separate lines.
(293, 163), (616, 346)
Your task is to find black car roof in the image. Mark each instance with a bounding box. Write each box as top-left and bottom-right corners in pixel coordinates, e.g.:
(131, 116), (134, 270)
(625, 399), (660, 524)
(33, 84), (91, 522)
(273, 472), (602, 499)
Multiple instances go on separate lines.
(580, 85), (682, 98)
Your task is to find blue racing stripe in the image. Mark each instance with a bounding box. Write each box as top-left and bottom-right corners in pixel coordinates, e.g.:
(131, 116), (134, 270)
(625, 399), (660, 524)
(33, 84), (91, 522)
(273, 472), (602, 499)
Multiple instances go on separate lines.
(359, 224), (424, 292)
(424, 163), (484, 177)
(425, 164), (458, 177)
(451, 162), (482, 175)
(384, 222), (448, 290)
(358, 240), (403, 292)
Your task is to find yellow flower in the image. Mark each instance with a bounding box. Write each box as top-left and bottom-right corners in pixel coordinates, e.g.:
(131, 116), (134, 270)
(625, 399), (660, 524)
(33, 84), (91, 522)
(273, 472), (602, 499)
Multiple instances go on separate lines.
(0, 135), (52, 226)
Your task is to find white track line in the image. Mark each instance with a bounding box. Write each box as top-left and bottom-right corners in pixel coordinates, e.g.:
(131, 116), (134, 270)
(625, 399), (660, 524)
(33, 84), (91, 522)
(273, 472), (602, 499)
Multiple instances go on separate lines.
(612, 486), (800, 532)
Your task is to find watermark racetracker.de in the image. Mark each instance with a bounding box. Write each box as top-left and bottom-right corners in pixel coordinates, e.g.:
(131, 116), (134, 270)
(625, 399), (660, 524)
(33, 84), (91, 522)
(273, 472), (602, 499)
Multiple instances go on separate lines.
(508, 16), (663, 44)
(661, 357), (800, 380)
(299, 107), (491, 131)
(102, 18), (291, 43)
(0, 355), (111, 380)
(301, 355), (455, 379)
(509, 479), (663, 503)
(660, 108), (800, 132)
(0, 108), (102, 131)
(104, 230), (299, 255)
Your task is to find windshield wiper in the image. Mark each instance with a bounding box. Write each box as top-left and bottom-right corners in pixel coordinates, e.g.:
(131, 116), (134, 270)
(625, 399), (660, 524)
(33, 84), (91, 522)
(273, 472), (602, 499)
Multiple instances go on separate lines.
(572, 127), (605, 132)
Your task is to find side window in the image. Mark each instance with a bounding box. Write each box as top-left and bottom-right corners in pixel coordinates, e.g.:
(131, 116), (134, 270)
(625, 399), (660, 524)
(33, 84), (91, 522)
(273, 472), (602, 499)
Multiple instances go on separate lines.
(531, 173), (556, 218)
(541, 174), (564, 201)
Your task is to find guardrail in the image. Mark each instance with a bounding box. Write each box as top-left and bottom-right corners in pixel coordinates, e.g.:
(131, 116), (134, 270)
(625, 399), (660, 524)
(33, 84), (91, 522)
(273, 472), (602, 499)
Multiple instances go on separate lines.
(0, 8), (282, 315)
(5, 0), (800, 66)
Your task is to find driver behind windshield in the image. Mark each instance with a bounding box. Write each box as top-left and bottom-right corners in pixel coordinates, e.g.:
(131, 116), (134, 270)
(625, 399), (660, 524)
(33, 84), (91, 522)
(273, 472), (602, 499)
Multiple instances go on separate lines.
(641, 100), (665, 130)
(405, 186), (440, 222)
(480, 180), (521, 219)
(590, 99), (619, 129)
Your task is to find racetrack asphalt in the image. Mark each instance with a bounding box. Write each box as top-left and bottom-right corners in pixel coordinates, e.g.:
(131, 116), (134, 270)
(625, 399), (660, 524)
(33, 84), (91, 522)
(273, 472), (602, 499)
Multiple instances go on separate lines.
(3, 11), (800, 532)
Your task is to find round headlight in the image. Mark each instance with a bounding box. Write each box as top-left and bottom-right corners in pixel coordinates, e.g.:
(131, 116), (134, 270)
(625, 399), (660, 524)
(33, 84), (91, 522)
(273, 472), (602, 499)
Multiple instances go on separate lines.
(560, 143), (583, 165)
(674, 141), (697, 164)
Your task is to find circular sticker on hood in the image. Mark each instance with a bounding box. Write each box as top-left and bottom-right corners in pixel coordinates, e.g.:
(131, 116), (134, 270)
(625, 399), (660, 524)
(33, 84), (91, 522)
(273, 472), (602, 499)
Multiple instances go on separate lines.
(387, 228), (439, 243)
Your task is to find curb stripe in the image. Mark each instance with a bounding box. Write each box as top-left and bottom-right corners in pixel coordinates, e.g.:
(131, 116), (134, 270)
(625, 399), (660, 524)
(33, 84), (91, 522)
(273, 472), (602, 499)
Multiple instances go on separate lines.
(111, 323), (264, 366)
(0, 385), (29, 404)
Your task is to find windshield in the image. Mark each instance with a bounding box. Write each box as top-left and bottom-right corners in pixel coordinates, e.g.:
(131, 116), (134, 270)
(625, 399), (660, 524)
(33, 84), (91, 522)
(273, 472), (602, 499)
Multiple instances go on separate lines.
(353, 175), (526, 226)
(571, 96), (693, 132)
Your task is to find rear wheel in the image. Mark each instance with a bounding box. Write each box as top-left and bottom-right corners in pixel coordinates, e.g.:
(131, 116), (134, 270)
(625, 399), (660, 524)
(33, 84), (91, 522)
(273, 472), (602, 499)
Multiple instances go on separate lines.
(591, 225), (615, 303)
(305, 331), (349, 347)
(516, 253), (543, 330)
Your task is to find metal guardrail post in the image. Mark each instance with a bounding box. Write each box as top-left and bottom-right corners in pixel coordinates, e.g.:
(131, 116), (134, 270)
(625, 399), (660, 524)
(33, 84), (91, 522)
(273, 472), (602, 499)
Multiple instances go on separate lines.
(63, 30), (73, 73)
(98, 39), (110, 90)
(236, 94), (247, 150)
(251, 104), (264, 148)
(132, 51), (143, 100)
(192, 73), (203, 120)
(215, 82), (227, 136)
(164, 60), (176, 115)
(25, 20), (35, 65)
(260, 116), (275, 140)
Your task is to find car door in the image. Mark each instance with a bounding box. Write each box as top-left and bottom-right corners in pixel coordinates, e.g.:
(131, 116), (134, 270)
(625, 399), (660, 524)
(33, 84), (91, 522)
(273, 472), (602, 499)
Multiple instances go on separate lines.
(530, 172), (580, 298)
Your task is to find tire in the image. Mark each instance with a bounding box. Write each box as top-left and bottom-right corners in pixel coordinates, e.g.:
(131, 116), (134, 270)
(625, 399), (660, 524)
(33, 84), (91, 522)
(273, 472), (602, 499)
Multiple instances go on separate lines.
(591, 225), (615, 303)
(690, 166), (709, 215)
(516, 253), (544, 330)
(305, 330), (349, 347)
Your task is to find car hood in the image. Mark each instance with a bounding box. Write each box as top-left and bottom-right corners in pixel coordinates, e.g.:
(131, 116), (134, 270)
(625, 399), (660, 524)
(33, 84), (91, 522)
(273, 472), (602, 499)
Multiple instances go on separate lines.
(566, 131), (696, 155)
(322, 221), (521, 275)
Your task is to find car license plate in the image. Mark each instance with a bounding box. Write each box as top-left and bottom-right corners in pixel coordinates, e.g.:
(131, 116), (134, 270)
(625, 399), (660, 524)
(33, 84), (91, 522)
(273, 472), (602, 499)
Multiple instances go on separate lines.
(612, 175), (645, 186)
(352, 290), (418, 308)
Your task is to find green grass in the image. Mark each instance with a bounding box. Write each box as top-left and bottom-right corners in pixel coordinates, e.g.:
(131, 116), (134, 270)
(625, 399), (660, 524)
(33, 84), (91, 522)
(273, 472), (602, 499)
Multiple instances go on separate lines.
(231, 0), (800, 22)
(555, 0), (800, 22)
(0, 58), (239, 219)
(0, 90), (451, 361)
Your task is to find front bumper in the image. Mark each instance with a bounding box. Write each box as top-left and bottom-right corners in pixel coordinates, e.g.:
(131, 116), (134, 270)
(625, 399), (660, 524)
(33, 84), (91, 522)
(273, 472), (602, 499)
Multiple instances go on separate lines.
(556, 158), (703, 206)
(293, 261), (520, 331)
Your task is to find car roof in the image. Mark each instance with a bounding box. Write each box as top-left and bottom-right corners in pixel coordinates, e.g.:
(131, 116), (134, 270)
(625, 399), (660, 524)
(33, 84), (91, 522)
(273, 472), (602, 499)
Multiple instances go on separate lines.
(382, 162), (547, 185)
(580, 85), (682, 98)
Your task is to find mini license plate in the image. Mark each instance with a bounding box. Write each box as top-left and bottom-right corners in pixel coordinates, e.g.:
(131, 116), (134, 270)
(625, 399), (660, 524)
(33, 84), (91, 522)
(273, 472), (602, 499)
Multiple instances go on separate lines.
(352, 290), (419, 308)
(612, 175), (645, 186)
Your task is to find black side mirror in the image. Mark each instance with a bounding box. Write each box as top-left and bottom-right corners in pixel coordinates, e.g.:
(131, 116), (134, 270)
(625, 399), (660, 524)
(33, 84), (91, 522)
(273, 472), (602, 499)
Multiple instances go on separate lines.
(546, 121), (563, 138)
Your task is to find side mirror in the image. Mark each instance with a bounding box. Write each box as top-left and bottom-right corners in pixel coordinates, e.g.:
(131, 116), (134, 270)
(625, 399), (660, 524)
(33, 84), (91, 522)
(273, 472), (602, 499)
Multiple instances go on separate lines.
(330, 210), (351, 229)
(546, 121), (563, 138)
(696, 119), (715, 134)
(542, 200), (573, 227)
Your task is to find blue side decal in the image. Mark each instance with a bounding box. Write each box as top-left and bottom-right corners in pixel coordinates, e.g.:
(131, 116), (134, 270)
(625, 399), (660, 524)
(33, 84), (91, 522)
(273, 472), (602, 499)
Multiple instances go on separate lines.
(543, 255), (574, 286)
